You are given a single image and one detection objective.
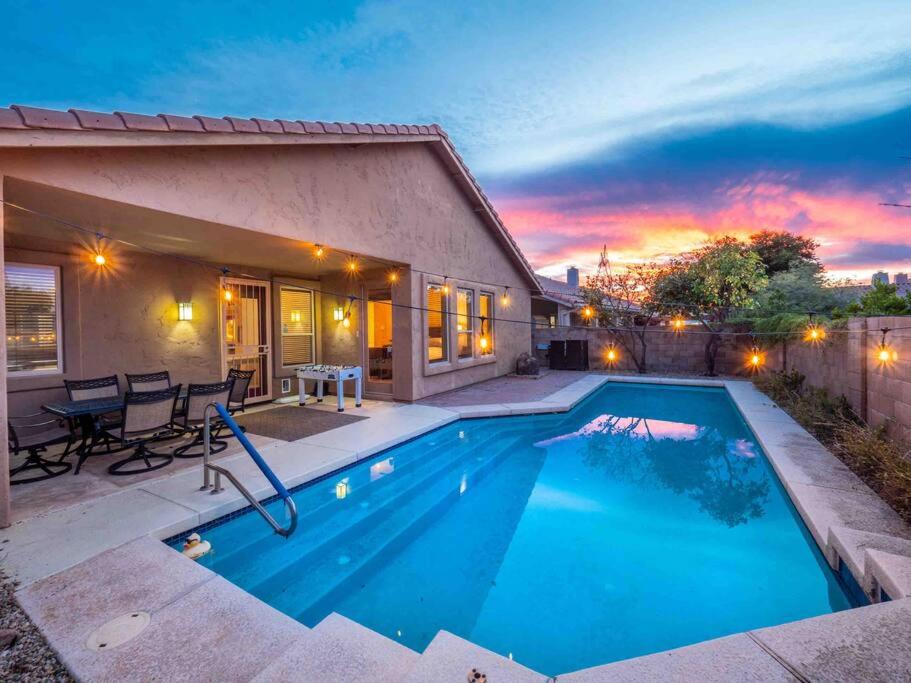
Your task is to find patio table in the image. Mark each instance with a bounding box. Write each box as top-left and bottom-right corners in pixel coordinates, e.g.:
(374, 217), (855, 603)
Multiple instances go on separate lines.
(43, 390), (188, 474)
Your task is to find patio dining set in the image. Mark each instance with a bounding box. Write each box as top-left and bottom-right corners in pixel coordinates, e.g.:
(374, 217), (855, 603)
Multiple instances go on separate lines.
(8, 368), (256, 485)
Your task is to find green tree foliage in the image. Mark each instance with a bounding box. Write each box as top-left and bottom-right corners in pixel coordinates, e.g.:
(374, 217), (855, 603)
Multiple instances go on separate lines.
(844, 280), (911, 316)
(748, 230), (819, 276)
(653, 237), (768, 375)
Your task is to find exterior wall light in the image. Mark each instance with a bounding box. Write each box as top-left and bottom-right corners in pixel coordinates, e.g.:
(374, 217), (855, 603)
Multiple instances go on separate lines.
(178, 301), (193, 321)
(333, 306), (345, 321)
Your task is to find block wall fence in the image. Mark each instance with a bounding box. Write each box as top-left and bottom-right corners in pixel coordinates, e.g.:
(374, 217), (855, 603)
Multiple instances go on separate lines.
(532, 315), (911, 442)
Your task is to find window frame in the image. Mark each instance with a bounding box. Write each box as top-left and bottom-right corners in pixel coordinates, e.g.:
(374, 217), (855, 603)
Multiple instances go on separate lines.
(456, 287), (474, 360)
(426, 282), (449, 364)
(279, 285), (316, 368)
(479, 291), (494, 356)
(6, 262), (64, 378)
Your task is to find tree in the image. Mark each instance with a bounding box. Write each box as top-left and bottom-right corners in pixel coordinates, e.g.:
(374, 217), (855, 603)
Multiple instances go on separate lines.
(848, 280), (911, 316)
(749, 230), (819, 276)
(653, 237), (768, 375)
(580, 247), (660, 373)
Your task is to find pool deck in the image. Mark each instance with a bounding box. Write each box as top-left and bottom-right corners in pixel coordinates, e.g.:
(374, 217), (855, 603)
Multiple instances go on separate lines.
(3, 374), (911, 681)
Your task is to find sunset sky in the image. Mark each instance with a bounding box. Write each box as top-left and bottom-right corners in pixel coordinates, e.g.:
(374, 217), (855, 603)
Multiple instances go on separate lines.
(5, 0), (911, 281)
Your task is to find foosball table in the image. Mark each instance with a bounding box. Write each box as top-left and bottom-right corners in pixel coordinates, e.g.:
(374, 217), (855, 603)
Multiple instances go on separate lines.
(296, 364), (363, 412)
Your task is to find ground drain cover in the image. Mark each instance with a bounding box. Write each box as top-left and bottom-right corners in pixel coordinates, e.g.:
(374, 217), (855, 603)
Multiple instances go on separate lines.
(86, 612), (151, 651)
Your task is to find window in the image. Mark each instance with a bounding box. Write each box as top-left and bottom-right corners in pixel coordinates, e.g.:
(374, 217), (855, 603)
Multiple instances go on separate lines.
(280, 286), (315, 366)
(5, 263), (62, 375)
(479, 292), (494, 355)
(427, 284), (448, 363)
(456, 289), (474, 359)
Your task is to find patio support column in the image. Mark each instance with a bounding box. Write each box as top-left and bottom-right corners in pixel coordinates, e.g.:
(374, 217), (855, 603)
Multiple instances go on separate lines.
(0, 178), (10, 528)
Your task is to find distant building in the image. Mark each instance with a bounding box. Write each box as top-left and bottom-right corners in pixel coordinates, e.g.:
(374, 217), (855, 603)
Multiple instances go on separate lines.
(872, 271), (889, 285)
(895, 273), (909, 285)
(566, 266), (580, 288)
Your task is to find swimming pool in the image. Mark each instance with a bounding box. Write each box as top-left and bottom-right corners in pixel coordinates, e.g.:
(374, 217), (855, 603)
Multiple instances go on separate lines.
(170, 383), (853, 675)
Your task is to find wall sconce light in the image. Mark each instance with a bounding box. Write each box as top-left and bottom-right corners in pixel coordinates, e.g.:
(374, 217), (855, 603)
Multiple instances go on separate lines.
(501, 286), (511, 308)
(178, 301), (193, 321)
(877, 328), (897, 365)
(333, 306), (345, 321)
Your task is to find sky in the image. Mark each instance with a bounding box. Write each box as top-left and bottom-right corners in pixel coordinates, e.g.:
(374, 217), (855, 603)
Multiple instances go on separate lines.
(4, 0), (911, 281)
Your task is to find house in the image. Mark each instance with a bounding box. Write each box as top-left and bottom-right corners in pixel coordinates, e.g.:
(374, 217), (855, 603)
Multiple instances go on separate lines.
(0, 104), (541, 525)
(533, 267), (586, 327)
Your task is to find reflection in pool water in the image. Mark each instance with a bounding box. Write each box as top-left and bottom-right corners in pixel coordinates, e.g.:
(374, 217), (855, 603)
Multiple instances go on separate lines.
(175, 383), (852, 676)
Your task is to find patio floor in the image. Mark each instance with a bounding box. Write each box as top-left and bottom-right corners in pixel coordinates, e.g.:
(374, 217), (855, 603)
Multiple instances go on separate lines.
(9, 398), (389, 524)
(417, 369), (591, 407)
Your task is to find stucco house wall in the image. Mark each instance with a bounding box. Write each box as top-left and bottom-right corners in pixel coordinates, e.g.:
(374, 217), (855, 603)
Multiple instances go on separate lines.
(1, 135), (533, 409)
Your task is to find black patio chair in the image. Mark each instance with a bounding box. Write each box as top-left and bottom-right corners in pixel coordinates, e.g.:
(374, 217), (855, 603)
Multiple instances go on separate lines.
(64, 375), (124, 454)
(125, 371), (171, 392)
(173, 380), (235, 458)
(226, 368), (255, 415)
(8, 412), (76, 484)
(104, 385), (182, 476)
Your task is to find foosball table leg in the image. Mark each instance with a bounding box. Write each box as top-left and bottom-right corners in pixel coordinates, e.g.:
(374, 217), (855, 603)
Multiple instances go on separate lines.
(336, 378), (345, 412)
(355, 377), (362, 408)
(316, 379), (324, 403)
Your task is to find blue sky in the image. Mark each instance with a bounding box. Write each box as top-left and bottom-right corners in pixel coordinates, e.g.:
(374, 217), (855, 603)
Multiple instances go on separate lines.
(4, 0), (911, 278)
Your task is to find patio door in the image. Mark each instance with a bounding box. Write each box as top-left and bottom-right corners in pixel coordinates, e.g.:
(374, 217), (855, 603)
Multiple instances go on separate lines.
(363, 288), (393, 396)
(221, 277), (272, 402)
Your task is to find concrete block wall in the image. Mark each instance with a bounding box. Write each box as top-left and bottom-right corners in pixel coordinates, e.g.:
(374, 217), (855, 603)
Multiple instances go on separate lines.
(534, 316), (911, 442)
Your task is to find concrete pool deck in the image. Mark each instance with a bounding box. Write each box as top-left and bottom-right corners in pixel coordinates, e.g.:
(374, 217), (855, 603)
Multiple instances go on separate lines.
(3, 374), (911, 681)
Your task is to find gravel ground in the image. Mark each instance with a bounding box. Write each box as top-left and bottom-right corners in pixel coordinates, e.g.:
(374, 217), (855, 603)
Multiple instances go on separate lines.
(0, 565), (71, 682)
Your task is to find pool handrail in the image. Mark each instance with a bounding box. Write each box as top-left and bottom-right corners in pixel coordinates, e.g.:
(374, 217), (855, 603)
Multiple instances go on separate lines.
(200, 402), (297, 537)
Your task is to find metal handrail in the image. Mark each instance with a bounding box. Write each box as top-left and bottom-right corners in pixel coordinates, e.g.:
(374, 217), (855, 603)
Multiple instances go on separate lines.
(200, 402), (297, 537)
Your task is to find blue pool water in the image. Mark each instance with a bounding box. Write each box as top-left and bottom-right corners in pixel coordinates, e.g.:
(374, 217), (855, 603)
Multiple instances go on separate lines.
(171, 384), (852, 675)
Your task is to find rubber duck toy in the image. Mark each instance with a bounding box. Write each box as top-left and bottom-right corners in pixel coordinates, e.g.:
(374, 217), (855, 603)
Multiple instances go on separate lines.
(467, 669), (487, 683)
(181, 533), (211, 561)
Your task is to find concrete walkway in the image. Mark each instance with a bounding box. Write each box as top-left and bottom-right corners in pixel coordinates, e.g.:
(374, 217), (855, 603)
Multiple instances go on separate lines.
(3, 375), (911, 681)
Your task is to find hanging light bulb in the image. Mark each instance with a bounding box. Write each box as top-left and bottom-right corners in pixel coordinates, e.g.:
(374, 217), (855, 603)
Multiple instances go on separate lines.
(223, 287), (233, 302)
(479, 336), (489, 350)
(387, 269), (400, 285)
(314, 244), (325, 259)
(672, 315), (685, 333)
(500, 287), (511, 308)
(346, 256), (359, 274)
(92, 252), (107, 266)
(342, 312), (351, 329)
(441, 277), (450, 295)
(605, 344), (618, 365)
(582, 305), (594, 320)
(747, 342), (764, 371)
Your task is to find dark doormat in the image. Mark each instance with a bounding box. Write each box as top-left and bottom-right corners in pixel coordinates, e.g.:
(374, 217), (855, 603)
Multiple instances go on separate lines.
(234, 406), (367, 442)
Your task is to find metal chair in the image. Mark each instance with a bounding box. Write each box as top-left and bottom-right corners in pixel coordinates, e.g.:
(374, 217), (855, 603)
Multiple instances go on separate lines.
(64, 375), (124, 455)
(125, 371), (171, 392)
(226, 368), (255, 415)
(8, 412), (75, 484)
(173, 380), (234, 458)
(104, 385), (182, 476)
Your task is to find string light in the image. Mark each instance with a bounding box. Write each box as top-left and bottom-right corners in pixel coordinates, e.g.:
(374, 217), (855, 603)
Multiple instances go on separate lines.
(604, 343), (619, 365)
(672, 315), (685, 333)
(223, 288), (233, 302)
(314, 244), (325, 259)
(92, 252), (107, 266)
(346, 256), (359, 274)
(747, 342), (764, 371)
(441, 277), (450, 295)
(342, 313), (351, 329)
(582, 305), (594, 320)
(387, 268), (400, 285)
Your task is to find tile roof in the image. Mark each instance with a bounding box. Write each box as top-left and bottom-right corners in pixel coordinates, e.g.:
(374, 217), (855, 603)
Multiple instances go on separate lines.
(0, 104), (540, 291)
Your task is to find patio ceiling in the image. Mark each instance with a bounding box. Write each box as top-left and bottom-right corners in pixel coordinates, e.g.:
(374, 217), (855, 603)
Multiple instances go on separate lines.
(3, 178), (401, 278)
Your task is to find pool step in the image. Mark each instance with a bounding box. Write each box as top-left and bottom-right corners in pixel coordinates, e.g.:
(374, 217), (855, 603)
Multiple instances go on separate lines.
(237, 426), (530, 591)
(404, 630), (548, 683)
(209, 425), (491, 574)
(261, 431), (527, 622)
(252, 613), (419, 682)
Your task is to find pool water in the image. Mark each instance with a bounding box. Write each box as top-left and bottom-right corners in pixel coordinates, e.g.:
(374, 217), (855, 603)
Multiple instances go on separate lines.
(172, 384), (852, 675)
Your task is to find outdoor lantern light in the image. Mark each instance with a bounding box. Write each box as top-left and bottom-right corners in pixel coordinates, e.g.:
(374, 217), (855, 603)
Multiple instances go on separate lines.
(178, 302), (193, 321)
(333, 306), (345, 321)
(877, 328), (897, 365)
(501, 287), (511, 308)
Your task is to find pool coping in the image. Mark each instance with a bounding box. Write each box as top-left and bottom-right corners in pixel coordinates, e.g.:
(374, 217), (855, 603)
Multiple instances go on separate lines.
(5, 374), (911, 681)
